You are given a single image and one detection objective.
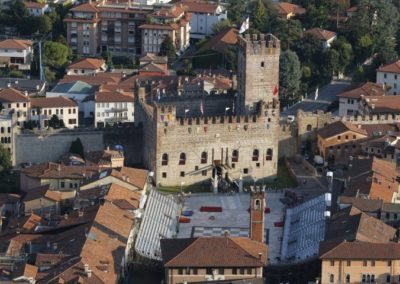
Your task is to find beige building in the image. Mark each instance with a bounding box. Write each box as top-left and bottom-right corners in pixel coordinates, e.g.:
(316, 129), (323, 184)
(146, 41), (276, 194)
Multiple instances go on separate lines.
(320, 241), (400, 284)
(29, 96), (79, 129)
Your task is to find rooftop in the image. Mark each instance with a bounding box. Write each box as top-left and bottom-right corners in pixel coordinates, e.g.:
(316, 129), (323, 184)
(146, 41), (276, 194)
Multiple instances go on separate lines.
(0, 88), (29, 103)
(30, 96), (77, 108)
(337, 82), (385, 99)
(378, 60), (400, 74)
(68, 58), (106, 71)
(0, 39), (32, 50)
(317, 121), (368, 139)
(305, 28), (336, 41)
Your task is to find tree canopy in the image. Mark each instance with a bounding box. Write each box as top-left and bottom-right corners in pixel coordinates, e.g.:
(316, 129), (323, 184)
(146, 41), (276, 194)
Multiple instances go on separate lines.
(43, 41), (70, 69)
(48, 115), (65, 129)
(70, 138), (85, 159)
(279, 50), (302, 106)
(159, 36), (176, 61)
(0, 144), (11, 174)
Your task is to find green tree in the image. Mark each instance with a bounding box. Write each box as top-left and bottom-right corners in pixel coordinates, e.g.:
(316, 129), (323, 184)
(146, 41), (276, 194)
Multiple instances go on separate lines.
(44, 67), (56, 82)
(182, 59), (192, 75)
(227, 0), (247, 25)
(159, 36), (176, 61)
(323, 48), (340, 76)
(0, 143), (11, 174)
(279, 50), (302, 106)
(331, 37), (354, 73)
(8, 70), (24, 78)
(23, 120), (39, 130)
(212, 19), (232, 34)
(37, 15), (52, 34)
(271, 18), (303, 50)
(354, 34), (373, 63)
(70, 138), (85, 159)
(43, 41), (70, 69)
(48, 115), (65, 129)
(252, 0), (268, 32)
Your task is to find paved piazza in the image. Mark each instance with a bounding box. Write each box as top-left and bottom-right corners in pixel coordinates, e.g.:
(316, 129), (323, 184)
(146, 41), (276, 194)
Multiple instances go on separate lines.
(177, 192), (285, 264)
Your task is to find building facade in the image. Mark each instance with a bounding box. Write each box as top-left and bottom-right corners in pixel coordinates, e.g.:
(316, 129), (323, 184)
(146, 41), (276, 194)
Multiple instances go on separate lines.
(376, 60), (400, 95)
(0, 39), (33, 71)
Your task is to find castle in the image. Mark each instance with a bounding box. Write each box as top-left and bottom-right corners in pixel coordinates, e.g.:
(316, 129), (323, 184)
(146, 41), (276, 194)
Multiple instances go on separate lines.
(136, 34), (281, 187)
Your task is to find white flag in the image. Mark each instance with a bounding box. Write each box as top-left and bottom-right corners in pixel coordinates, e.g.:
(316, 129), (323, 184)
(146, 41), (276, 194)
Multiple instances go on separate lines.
(239, 17), (249, 34)
(225, 107), (230, 111)
(157, 89), (161, 100)
(200, 101), (204, 115)
(185, 109), (189, 113)
(314, 88), (319, 101)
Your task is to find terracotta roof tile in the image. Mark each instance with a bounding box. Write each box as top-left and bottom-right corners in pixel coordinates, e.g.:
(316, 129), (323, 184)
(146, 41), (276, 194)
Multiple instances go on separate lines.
(68, 58), (106, 70)
(20, 162), (98, 180)
(317, 121), (368, 139)
(110, 167), (149, 189)
(0, 87), (29, 102)
(71, 3), (99, 13)
(338, 196), (383, 212)
(24, 1), (46, 9)
(378, 60), (400, 73)
(274, 2), (306, 16)
(202, 28), (238, 53)
(321, 241), (400, 259)
(337, 82), (385, 99)
(363, 95), (400, 114)
(161, 237), (267, 267)
(182, 2), (219, 14)
(105, 183), (141, 209)
(0, 39), (32, 50)
(305, 28), (336, 41)
(30, 96), (77, 108)
(95, 90), (134, 103)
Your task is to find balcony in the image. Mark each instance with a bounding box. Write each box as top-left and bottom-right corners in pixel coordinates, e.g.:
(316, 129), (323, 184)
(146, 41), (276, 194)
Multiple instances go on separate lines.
(105, 108), (128, 113)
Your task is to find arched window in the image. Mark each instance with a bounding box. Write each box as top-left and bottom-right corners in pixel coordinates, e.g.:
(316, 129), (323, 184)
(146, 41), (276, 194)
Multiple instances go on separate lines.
(329, 274), (334, 283)
(255, 199), (261, 210)
(266, 148), (273, 161)
(232, 150), (239, 162)
(366, 275), (371, 282)
(179, 153), (186, 165)
(201, 152), (207, 164)
(252, 149), (259, 161)
(345, 274), (350, 283)
(306, 124), (312, 131)
(162, 153), (168, 166)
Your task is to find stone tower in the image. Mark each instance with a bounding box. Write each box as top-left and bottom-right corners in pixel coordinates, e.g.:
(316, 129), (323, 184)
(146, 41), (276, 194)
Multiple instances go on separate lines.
(237, 33), (280, 114)
(249, 186), (265, 243)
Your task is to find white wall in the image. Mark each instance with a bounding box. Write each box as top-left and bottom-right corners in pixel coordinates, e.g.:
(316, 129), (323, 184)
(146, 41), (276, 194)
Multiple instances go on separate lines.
(377, 71), (400, 95)
(338, 97), (360, 116)
(95, 101), (134, 127)
(30, 106), (79, 129)
(189, 8), (227, 39)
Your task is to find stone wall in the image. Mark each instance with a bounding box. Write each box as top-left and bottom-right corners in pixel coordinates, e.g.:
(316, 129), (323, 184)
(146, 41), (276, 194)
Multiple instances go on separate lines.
(151, 101), (280, 186)
(15, 129), (104, 166)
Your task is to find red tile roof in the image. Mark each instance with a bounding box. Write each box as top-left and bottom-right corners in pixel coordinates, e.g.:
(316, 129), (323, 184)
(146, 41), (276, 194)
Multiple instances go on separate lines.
(0, 39), (32, 50)
(363, 95), (400, 114)
(70, 3), (99, 13)
(95, 90), (134, 103)
(68, 58), (105, 70)
(317, 121), (368, 139)
(377, 60), (400, 74)
(182, 2), (219, 14)
(20, 162), (98, 180)
(321, 241), (400, 259)
(305, 28), (336, 41)
(337, 82), (385, 99)
(161, 237), (267, 267)
(274, 2), (306, 16)
(0, 88), (29, 102)
(30, 96), (77, 108)
(202, 28), (238, 53)
(24, 1), (46, 9)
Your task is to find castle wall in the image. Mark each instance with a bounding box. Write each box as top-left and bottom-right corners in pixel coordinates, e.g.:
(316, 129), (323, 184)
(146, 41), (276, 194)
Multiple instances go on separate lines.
(153, 102), (280, 186)
(15, 129), (104, 166)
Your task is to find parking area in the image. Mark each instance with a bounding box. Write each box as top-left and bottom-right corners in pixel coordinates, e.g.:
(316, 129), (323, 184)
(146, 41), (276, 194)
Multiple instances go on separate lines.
(177, 192), (285, 264)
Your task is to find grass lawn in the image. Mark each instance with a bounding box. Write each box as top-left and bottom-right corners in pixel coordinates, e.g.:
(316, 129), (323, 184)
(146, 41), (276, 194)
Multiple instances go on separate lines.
(158, 183), (211, 194)
(0, 171), (20, 194)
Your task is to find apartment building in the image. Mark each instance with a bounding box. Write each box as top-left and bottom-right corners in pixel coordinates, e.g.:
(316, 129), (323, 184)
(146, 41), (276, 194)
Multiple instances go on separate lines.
(0, 110), (14, 155)
(92, 90), (135, 127)
(29, 96), (79, 129)
(0, 88), (29, 126)
(0, 39), (33, 71)
(64, 1), (152, 56)
(376, 60), (400, 95)
(24, 1), (49, 16)
(139, 4), (191, 54)
(173, 0), (227, 39)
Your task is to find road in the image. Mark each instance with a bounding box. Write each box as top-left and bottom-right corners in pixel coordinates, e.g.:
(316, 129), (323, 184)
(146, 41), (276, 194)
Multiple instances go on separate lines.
(282, 79), (352, 116)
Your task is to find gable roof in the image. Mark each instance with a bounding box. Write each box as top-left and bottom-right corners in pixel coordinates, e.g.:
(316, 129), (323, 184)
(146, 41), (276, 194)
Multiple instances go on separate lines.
(30, 96), (77, 108)
(362, 95), (400, 114)
(95, 90), (134, 103)
(161, 237), (267, 267)
(337, 82), (385, 99)
(182, 1), (220, 14)
(378, 60), (400, 74)
(51, 81), (94, 94)
(274, 2), (306, 16)
(140, 53), (168, 65)
(0, 39), (32, 50)
(317, 121), (368, 139)
(0, 88), (29, 102)
(68, 58), (106, 70)
(320, 241), (400, 260)
(20, 162), (98, 180)
(24, 1), (46, 9)
(305, 28), (336, 41)
(202, 28), (238, 54)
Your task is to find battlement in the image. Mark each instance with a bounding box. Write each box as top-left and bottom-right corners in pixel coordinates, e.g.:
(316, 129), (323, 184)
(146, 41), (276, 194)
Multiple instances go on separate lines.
(238, 33), (280, 55)
(339, 113), (400, 125)
(153, 100), (279, 127)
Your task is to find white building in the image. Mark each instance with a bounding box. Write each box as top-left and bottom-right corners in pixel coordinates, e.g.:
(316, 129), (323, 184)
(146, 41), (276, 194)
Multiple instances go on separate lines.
(0, 111), (14, 154)
(25, 1), (49, 16)
(90, 90), (134, 127)
(336, 82), (385, 116)
(0, 88), (29, 126)
(0, 39), (33, 71)
(29, 96), (79, 129)
(376, 60), (400, 95)
(66, 58), (107, 76)
(180, 1), (227, 39)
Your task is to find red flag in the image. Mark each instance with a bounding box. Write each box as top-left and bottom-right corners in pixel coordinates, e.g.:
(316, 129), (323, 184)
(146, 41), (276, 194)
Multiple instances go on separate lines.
(273, 84), (279, 96)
